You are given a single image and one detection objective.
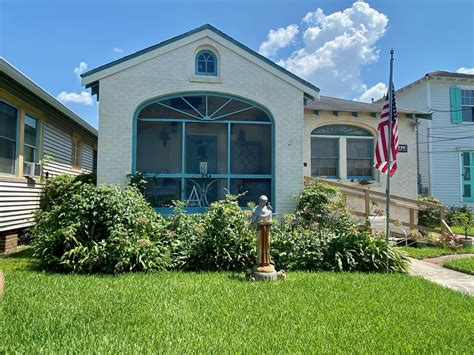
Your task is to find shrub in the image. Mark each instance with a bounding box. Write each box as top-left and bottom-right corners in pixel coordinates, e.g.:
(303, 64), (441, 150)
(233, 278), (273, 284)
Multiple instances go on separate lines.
(41, 173), (96, 211)
(446, 205), (473, 226)
(185, 194), (256, 271)
(162, 201), (206, 270)
(417, 195), (443, 228)
(295, 181), (356, 233)
(449, 208), (473, 239)
(33, 184), (169, 274)
(271, 215), (408, 273)
(323, 231), (409, 273)
(271, 215), (335, 271)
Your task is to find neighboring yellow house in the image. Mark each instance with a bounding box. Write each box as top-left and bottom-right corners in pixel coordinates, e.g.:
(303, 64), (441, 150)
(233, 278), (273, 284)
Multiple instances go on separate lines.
(0, 58), (98, 253)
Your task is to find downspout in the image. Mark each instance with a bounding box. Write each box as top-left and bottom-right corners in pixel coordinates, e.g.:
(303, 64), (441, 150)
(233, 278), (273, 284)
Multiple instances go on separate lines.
(415, 118), (421, 194)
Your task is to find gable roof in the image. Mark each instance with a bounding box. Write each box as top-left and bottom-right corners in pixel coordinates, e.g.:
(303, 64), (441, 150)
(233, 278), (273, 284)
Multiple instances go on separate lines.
(81, 24), (319, 99)
(396, 70), (474, 96)
(1, 58), (98, 136)
(425, 70), (474, 79)
(306, 95), (431, 118)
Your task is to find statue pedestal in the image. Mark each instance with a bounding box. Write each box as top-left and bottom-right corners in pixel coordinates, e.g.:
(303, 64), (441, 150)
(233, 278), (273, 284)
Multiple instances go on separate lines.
(252, 270), (277, 281)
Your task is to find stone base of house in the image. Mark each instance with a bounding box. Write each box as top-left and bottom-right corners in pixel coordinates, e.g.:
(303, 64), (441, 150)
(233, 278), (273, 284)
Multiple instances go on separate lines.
(0, 231), (18, 254)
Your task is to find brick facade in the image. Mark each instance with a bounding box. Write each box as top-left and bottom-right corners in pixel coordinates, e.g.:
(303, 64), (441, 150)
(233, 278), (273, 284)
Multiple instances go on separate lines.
(0, 231), (18, 254)
(94, 34), (307, 214)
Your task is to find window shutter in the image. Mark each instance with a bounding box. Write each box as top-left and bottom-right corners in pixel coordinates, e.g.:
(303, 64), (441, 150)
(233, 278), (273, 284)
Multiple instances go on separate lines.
(450, 86), (462, 124)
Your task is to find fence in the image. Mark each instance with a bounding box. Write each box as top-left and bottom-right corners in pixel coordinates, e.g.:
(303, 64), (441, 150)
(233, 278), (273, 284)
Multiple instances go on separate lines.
(305, 177), (453, 236)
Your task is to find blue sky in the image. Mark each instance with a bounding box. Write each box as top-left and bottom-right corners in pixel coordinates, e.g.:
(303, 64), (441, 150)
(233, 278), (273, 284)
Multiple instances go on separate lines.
(1, 0), (473, 128)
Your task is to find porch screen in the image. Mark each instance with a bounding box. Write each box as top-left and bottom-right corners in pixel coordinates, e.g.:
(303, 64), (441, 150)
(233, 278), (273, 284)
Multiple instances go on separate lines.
(135, 94), (273, 210)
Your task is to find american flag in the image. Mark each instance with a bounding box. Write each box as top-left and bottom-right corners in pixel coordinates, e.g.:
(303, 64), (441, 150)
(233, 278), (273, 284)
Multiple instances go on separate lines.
(374, 85), (399, 176)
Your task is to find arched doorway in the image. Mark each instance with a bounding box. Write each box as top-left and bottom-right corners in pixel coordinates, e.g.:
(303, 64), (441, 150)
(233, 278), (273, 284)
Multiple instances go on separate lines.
(134, 93), (274, 212)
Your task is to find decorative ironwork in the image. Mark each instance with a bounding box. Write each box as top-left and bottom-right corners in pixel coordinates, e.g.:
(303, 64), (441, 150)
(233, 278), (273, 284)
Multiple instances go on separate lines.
(139, 94), (271, 122)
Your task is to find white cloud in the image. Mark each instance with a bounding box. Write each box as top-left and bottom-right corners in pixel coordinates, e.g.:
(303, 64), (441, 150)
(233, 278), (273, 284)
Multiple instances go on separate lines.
(456, 67), (474, 74)
(354, 82), (387, 102)
(73, 62), (88, 80)
(259, 24), (299, 57)
(113, 47), (124, 54)
(262, 2), (388, 98)
(57, 91), (93, 105)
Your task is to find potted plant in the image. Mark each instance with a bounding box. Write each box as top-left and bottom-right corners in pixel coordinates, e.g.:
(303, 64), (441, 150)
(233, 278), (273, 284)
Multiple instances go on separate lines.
(450, 209), (473, 248)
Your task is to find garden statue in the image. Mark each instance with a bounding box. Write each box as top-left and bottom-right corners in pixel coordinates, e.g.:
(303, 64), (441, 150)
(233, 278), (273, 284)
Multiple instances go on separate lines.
(251, 195), (277, 281)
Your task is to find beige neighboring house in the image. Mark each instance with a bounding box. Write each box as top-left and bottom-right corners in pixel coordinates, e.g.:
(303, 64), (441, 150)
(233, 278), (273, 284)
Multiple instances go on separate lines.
(80, 24), (429, 219)
(0, 58), (98, 253)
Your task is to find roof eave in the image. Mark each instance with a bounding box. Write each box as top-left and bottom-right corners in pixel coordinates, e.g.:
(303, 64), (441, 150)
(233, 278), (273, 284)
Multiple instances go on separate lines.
(1, 58), (98, 136)
(81, 24), (319, 99)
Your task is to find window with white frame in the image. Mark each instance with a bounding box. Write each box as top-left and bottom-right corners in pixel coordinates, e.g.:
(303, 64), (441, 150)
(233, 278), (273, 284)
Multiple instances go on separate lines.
(311, 124), (374, 180)
(0, 100), (18, 174)
(461, 89), (474, 123)
(23, 115), (38, 164)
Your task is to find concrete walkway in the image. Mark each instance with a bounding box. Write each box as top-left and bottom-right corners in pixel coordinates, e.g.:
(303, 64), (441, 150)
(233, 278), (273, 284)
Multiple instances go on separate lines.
(409, 258), (474, 296)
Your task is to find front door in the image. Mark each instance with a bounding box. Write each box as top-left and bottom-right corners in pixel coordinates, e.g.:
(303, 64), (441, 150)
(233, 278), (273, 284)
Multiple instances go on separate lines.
(462, 151), (474, 202)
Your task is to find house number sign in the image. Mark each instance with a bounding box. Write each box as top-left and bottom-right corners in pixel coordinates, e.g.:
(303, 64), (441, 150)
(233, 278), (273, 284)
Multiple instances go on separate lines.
(398, 144), (408, 153)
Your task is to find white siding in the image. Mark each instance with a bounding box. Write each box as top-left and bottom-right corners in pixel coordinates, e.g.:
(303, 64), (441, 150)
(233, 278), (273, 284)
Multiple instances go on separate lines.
(1, 120), (96, 232)
(428, 81), (474, 206)
(397, 79), (474, 206)
(0, 179), (42, 232)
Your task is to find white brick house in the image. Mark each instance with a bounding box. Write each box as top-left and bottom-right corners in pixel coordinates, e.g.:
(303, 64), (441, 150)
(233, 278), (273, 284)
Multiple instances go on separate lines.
(81, 24), (426, 214)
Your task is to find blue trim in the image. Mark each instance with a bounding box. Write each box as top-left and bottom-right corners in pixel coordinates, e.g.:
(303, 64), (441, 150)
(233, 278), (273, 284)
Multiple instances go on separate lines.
(133, 91), (276, 212)
(139, 118), (272, 125)
(195, 50), (218, 76)
(81, 24), (319, 96)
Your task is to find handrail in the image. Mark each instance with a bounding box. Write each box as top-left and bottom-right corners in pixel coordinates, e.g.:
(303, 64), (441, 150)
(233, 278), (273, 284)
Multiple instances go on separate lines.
(305, 177), (452, 235)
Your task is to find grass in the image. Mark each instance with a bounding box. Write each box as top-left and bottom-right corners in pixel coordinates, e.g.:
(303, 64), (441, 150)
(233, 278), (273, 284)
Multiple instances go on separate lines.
(1, 249), (473, 353)
(399, 245), (474, 259)
(435, 225), (474, 236)
(444, 257), (474, 275)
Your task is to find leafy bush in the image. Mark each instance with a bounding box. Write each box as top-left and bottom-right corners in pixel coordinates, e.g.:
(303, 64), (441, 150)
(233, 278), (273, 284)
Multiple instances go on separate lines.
(162, 201), (205, 270)
(417, 195), (443, 228)
(295, 181), (356, 233)
(271, 215), (408, 273)
(41, 173), (96, 211)
(33, 184), (169, 274)
(449, 208), (473, 238)
(128, 171), (147, 195)
(185, 194), (256, 271)
(323, 232), (409, 273)
(446, 205), (473, 226)
(271, 215), (334, 271)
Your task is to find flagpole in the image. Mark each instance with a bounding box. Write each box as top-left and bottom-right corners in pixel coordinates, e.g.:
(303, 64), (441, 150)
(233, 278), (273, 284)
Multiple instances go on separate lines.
(386, 49), (394, 273)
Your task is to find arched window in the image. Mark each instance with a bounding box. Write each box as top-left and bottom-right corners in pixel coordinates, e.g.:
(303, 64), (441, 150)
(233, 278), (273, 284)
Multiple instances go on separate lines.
(195, 50), (217, 76)
(311, 124), (374, 180)
(135, 94), (273, 212)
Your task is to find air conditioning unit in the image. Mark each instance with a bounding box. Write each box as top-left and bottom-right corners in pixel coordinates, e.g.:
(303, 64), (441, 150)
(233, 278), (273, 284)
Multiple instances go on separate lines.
(23, 162), (41, 178)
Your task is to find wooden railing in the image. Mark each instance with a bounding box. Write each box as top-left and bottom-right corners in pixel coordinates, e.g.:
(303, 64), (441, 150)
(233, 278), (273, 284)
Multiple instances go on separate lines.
(305, 177), (453, 236)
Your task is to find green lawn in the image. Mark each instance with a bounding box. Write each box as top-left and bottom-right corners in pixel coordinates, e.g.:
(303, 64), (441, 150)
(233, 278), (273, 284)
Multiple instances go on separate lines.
(444, 257), (474, 275)
(435, 226), (474, 236)
(1, 249), (473, 353)
(399, 245), (474, 259)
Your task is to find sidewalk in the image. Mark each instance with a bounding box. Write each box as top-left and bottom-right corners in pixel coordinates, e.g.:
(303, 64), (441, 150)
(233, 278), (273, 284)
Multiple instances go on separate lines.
(409, 258), (474, 296)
